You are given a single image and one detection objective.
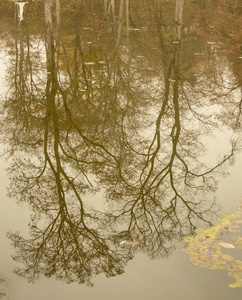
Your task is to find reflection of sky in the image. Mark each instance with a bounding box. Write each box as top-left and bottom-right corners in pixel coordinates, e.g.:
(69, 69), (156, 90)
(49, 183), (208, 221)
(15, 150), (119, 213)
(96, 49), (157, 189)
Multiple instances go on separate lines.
(0, 146), (32, 299)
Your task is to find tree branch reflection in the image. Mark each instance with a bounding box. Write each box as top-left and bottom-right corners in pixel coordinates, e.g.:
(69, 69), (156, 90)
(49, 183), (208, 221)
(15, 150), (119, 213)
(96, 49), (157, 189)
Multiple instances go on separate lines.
(1, 0), (240, 286)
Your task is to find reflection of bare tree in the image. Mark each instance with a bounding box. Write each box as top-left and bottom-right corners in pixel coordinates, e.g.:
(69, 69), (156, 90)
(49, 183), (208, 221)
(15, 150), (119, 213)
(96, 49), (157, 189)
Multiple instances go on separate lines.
(1, 0), (240, 286)
(7, 206), (132, 285)
(5, 0), (133, 285)
(97, 1), (239, 262)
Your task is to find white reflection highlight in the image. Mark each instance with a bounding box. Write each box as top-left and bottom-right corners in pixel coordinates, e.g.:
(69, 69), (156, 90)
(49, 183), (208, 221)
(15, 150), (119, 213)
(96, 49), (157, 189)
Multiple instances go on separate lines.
(15, 1), (28, 22)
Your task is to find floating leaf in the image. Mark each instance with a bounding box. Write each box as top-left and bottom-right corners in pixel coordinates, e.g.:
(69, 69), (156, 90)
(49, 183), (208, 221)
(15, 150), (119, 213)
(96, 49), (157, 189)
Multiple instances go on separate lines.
(218, 242), (235, 249)
(120, 240), (139, 246)
(83, 62), (95, 66)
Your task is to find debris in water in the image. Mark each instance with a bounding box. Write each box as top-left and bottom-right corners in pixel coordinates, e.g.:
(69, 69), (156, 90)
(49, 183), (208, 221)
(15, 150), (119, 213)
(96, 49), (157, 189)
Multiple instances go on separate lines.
(218, 242), (235, 249)
(120, 240), (139, 246)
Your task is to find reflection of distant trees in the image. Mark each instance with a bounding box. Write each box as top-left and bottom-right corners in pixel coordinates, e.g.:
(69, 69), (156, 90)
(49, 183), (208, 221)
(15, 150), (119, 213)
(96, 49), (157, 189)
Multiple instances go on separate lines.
(0, 0), (240, 285)
(192, 0), (242, 129)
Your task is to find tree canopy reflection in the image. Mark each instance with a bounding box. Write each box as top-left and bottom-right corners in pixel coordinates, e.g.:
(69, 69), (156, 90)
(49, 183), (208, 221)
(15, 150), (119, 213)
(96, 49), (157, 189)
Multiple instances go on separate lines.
(1, 0), (241, 286)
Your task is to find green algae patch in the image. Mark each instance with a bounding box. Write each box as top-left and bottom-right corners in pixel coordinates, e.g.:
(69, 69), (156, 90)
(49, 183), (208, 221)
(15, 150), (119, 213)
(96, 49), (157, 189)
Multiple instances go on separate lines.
(184, 200), (242, 288)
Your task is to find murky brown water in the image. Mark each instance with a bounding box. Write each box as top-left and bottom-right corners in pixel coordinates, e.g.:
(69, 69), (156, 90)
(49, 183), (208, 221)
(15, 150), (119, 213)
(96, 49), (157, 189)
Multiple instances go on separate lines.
(0, 1), (242, 299)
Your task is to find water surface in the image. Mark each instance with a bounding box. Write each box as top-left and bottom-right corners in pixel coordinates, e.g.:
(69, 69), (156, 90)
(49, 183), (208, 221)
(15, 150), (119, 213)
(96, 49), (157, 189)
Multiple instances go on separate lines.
(0, 0), (241, 299)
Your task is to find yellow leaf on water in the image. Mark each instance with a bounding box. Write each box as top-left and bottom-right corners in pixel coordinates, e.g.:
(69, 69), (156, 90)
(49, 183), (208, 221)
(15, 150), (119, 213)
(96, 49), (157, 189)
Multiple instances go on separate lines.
(218, 242), (235, 249)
